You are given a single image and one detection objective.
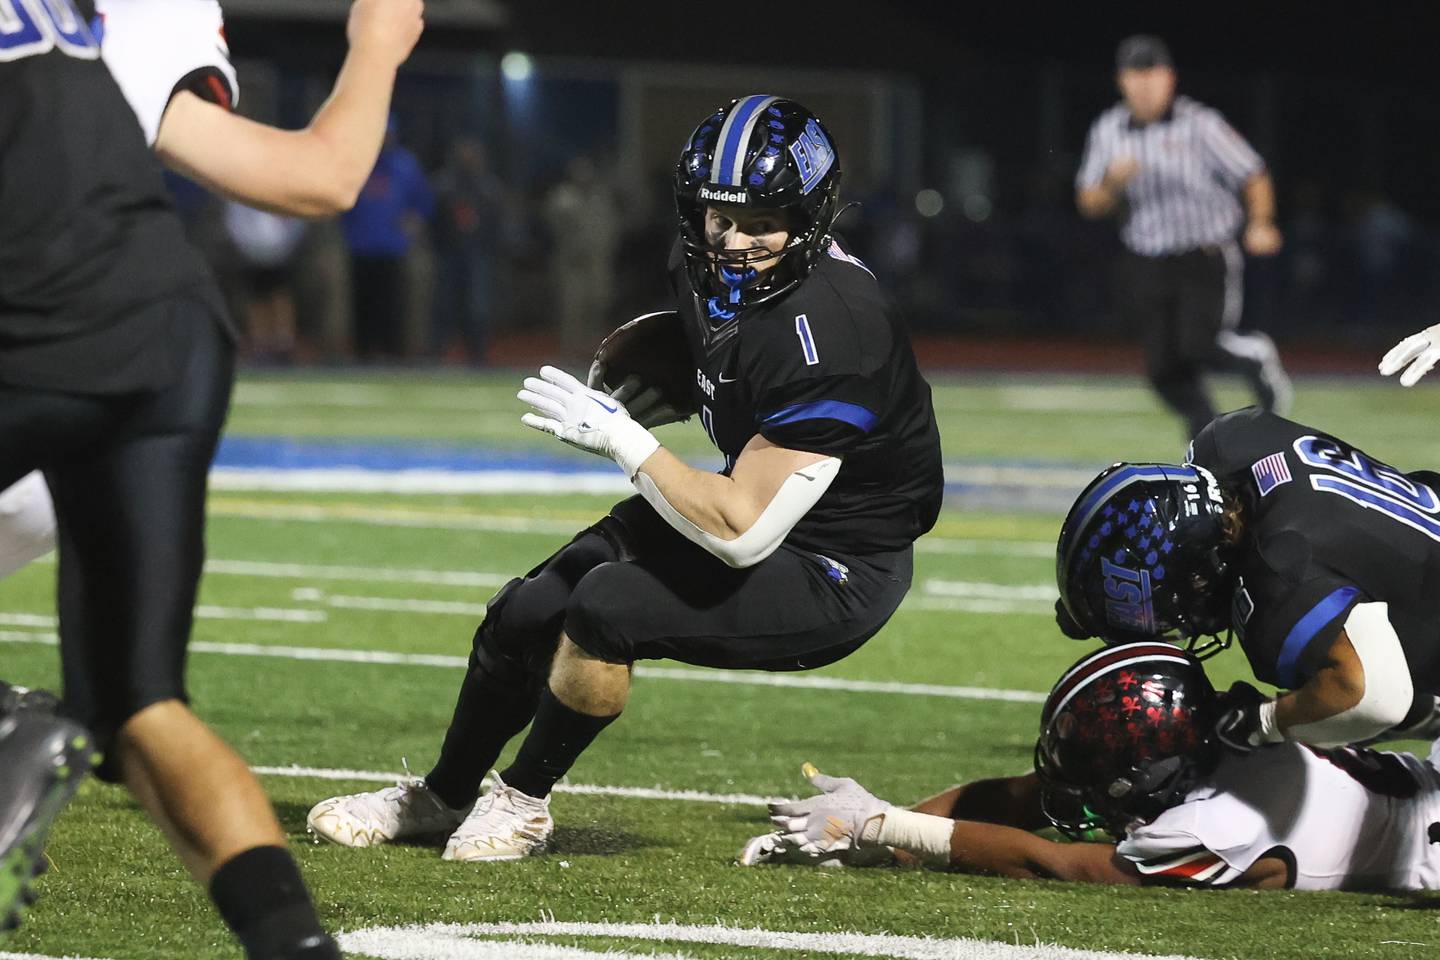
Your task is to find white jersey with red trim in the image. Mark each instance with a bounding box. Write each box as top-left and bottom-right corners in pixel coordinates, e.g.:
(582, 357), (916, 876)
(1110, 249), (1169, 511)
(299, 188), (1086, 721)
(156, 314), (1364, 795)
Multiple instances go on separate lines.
(1117, 741), (1440, 890)
(95, 0), (238, 146)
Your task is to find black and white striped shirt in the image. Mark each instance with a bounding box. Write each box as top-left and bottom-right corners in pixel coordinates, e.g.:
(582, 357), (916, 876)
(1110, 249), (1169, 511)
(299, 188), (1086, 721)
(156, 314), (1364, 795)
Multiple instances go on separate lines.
(1076, 95), (1264, 256)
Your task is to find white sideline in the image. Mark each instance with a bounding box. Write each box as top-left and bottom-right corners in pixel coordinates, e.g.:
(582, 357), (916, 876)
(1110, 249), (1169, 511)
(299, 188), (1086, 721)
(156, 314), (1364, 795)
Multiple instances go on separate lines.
(0, 628), (1047, 704)
(338, 921), (1207, 960)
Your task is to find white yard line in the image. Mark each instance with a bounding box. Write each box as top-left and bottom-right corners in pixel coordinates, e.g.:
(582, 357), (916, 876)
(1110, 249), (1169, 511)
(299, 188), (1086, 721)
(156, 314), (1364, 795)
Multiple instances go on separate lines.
(207, 558), (512, 588)
(0, 605), (326, 626)
(253, 764), (783, 806)
(0, 628), (1045, 703)
(210, 468), (635, 495)
(338, 921), (1207, 960)
(211, 498), (1057, 558)
(920, 579), (1055, 601)
(209, 501), (582, 535)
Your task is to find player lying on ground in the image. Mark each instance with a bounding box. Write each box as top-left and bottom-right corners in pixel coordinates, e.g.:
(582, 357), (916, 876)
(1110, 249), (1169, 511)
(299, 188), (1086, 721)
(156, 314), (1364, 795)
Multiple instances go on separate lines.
(1053, 407), (1440, 756)
(307, 95), (944, 862)
(0, 0), (422, 950)
(742, 642), (1440, 891)
(0, 0), (422, 583)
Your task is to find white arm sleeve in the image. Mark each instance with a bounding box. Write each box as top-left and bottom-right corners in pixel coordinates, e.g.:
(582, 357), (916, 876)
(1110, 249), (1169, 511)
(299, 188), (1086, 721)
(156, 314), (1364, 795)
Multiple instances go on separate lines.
(97, 0), (238, 147)
(631, 457), (841, 569)
(1287, 602), (1413, 747)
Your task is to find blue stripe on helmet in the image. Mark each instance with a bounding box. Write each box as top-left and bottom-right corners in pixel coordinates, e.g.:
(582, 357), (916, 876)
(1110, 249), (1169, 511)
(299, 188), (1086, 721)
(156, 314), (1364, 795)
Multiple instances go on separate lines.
(713, 95), (773, 187)
(1069, 465), (1195, 549)
(1275, 586), (1362, 688)
(760, 399), (878, 433)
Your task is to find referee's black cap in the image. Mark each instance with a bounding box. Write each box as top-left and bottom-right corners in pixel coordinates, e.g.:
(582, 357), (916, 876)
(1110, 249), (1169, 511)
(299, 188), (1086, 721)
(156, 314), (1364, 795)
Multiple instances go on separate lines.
(1116, 35), (1173, 70)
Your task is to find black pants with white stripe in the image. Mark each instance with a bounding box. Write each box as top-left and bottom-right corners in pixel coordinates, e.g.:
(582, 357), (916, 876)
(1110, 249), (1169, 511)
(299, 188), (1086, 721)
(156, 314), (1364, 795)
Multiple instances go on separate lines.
(1119, 246), (1287, 439)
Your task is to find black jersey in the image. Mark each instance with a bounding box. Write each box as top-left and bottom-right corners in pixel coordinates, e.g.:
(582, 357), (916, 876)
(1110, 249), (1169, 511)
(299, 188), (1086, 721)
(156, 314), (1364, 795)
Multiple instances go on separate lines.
(1188, 408), (1440, 694)
(0, 0), (223, 393)
(668, 238), (944, 555)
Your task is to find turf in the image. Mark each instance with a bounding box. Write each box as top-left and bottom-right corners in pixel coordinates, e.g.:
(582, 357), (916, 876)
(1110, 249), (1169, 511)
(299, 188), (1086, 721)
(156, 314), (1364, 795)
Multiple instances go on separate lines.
(2, 370), (1439, 959)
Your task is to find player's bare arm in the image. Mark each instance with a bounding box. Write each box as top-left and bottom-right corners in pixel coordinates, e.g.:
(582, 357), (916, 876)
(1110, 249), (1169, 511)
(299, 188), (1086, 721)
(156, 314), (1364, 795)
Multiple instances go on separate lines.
(155, 0), (424, 216)
(909, 771), (1048, 830)
(636, 435), (833, 543)
(1217, 606), (1413, 749)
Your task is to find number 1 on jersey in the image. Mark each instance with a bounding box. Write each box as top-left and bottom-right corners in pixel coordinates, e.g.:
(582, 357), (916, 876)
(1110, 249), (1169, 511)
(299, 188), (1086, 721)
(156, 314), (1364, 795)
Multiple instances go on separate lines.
(795, 314), (819, 366)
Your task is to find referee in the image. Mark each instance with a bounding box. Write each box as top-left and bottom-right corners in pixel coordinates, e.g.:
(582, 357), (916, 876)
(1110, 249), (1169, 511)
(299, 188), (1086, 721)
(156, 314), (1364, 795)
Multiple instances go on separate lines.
(1077, 34), (1290, 438)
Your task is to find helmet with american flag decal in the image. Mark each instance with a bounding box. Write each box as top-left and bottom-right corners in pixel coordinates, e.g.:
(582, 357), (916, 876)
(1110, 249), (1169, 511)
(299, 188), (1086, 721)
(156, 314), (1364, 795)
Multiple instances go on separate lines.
(1034, 642), (1219, 839)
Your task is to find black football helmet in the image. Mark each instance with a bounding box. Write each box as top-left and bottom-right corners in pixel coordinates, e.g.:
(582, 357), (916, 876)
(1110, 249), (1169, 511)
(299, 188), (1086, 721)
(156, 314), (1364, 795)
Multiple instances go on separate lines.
(1034, 642), (1220, 839)
(674, 95), (843, 319)
(1056, 462), (1239, 658)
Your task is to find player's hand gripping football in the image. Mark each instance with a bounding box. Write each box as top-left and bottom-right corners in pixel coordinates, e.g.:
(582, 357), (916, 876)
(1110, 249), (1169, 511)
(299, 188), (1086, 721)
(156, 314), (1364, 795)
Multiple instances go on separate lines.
(347, 0), (426, 70)
(600, 374), (691, 429)
(1379, 323), (1440, 387)
(519, 366), (659, 477)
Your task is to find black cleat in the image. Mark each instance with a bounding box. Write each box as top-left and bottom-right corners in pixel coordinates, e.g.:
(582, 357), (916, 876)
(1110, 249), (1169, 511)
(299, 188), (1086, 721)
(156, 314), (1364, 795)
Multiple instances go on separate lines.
(0, 685), (60, 720)
(0, 714), (97, 933)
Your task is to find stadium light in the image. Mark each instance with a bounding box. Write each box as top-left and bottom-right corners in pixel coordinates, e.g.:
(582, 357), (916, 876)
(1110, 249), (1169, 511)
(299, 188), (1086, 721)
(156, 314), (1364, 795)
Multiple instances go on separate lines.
(500, 51), (534, 83)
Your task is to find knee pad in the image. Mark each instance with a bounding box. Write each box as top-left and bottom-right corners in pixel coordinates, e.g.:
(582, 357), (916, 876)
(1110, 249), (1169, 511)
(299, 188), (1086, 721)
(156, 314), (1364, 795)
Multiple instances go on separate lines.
(564, 564), (640, 666)
(474, 521), (631, 680)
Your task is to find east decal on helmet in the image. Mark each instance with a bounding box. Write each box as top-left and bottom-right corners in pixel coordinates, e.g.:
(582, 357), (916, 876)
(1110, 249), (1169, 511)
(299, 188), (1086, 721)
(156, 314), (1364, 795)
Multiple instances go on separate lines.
(674, 95), (843, 319)
(1034, 642), (1219, 839)
(1055, 462), (1238, 657)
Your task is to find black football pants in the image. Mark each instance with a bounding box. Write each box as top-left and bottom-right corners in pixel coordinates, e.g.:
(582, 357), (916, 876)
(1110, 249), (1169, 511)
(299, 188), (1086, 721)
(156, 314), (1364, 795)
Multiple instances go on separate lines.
(0, 303), (233, 779)
(1119, 246), (1273, 439)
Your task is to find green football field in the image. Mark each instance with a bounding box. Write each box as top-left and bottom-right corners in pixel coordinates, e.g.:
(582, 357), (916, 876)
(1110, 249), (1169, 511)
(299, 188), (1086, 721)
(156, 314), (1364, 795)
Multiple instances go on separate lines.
(2, 369), (1439, 960)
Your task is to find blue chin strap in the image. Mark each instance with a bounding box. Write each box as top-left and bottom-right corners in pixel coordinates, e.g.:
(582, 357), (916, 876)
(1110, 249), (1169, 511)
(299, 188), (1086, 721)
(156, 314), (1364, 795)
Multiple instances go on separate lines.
(705, 264), (758, 321)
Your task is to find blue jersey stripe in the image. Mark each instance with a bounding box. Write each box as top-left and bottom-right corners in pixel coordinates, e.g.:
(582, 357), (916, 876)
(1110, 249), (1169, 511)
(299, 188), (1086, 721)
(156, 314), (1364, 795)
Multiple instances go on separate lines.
(761, 400), (878, 433)
(714, 95), (771, 187)
(1275, 586), (1362, 688)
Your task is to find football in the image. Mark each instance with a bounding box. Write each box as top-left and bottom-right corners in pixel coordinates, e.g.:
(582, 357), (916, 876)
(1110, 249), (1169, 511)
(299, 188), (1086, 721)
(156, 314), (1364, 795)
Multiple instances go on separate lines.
(589, 310), (699, 416)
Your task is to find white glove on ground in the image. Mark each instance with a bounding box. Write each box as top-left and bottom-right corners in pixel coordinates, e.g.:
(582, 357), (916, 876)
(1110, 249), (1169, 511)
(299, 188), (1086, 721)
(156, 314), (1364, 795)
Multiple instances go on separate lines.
(1380, 324), (1440, 386)
(519, 365), (659, 477)
(766, 763), (892, 858)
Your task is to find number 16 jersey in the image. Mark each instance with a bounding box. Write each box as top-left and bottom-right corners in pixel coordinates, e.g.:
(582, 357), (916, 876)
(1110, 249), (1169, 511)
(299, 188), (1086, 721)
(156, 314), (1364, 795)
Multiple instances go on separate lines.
(1187, 408), (1440, 694)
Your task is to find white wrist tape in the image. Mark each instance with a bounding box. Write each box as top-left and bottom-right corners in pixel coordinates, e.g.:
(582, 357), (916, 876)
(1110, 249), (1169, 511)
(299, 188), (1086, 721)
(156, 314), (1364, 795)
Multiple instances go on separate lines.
(1286, 602), (1413, 748)
(631, 456), (840, 569)
(608, 418), (661, 478)
(873, 808), (953, 866)
(1252, 700), (1283, 746)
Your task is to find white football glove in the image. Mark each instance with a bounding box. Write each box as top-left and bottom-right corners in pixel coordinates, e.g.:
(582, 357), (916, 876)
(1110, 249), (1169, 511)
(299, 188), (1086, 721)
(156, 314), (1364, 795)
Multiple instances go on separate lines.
(737, 830), (850, 868)
(766, 763), (893, 857)
(518, 365), (660, 477)
(1379, 323), (1440, 387)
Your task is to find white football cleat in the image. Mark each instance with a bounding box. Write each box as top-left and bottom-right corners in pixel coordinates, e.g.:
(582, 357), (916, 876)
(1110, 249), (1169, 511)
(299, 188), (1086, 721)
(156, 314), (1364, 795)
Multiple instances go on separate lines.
(442, 772), (553, 862)
(306, 778), (467, 848)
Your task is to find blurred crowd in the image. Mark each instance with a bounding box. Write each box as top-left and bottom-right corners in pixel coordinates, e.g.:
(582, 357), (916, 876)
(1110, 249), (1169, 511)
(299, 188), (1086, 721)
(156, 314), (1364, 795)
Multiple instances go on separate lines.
(170, 127), (1439, 367)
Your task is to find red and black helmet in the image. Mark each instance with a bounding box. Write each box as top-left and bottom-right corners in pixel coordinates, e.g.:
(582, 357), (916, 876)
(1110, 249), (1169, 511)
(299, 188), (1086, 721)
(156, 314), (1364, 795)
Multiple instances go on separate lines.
(1034, 642), (1219, 839)
(674, 95), (843, 317)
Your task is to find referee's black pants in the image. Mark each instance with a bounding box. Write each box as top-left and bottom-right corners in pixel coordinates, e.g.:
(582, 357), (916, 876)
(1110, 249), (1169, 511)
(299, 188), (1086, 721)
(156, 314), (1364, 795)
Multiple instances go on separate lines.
(1119, 246), (1281, 439)
(0, 301), (233, 778)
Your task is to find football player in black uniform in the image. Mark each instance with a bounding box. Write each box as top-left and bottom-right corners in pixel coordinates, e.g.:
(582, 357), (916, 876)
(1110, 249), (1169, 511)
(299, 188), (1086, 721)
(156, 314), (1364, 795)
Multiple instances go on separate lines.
(0, 0), (420, 954)
(1055, 407), (1440, 754)
(307, 95), (945, 862)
